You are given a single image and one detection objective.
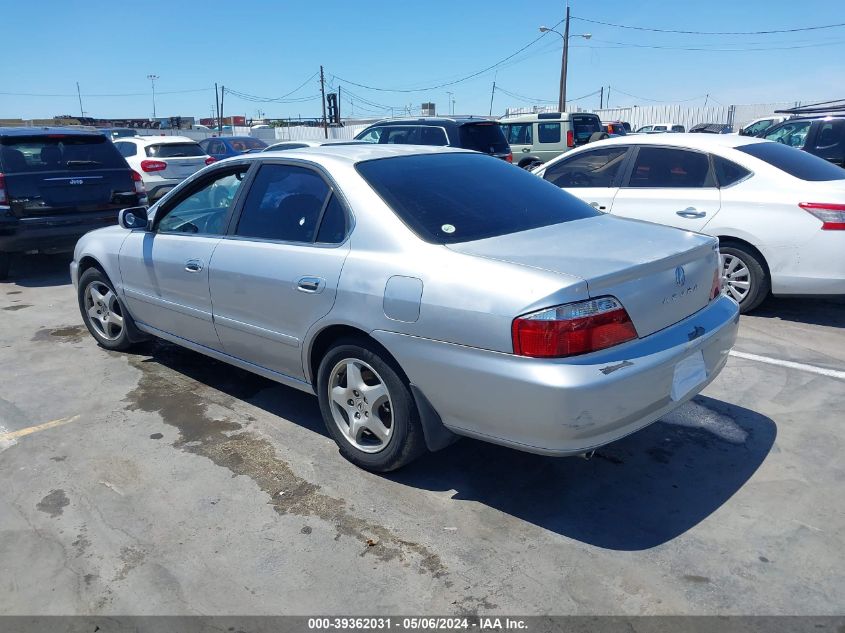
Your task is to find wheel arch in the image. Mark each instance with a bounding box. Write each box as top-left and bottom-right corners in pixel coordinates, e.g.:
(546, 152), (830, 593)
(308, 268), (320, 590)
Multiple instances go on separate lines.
(716, 234), (771, 278)
(517, 155), (543, 168)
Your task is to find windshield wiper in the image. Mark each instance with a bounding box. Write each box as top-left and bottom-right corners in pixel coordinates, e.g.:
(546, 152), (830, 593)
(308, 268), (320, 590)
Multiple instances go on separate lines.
(66, 160), (102, 166)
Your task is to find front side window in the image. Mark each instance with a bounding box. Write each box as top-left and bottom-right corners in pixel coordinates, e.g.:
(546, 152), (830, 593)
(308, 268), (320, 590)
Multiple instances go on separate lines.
(544, 147), (629, 188)
(458, 123), (509, 153)
(357, 153), (598, 245)
(156, 167), (247, 235)
(743, 119), (774, 136)
(356, 127), (383, 143)
(812, 120), (845, 149)
(627, 147), (712, 188)
(502, 123), (533, 145)
(671, 125), (685, 133)
(538, 122), (561, 144)
(382, 127), (421, 145)
(418, 127), (448, 146)
(763, 121), (811, 148)
(235, 164), (331, 242)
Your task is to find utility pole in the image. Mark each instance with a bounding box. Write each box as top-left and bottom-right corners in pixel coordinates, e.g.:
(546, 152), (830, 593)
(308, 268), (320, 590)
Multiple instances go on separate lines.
(600, 86), (604, 109)
(220, 85), (225, 133)
(446, 91), (454, 115)
(319, 65), (328, 138)
(76, 82), (84, 118)
(214, 83), (220, 131)
(147, 74), (159, 120)
(489, 81), (496, 116)
(559, 5), (570, 112)
(337, 85), (342, 123)
(606, 85), (611, 108)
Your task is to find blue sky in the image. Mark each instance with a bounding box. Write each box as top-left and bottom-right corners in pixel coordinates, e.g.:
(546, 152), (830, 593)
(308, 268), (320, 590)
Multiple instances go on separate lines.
(2, 0), (844, 120)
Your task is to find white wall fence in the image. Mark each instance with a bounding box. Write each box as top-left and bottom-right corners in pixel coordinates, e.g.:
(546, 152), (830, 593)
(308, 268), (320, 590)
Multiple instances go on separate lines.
(137, 124), (368, 142)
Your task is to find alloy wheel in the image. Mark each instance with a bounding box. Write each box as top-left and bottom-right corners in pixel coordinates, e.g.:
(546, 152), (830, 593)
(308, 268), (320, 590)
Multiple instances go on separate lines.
(721, 253), (752, 303)
(328, 358), (393, 453)
(84, 281), (125, 341)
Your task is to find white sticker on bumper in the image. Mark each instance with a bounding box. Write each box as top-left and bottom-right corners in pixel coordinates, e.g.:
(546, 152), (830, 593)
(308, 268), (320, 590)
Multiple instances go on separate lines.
(671, 350), (707, 401)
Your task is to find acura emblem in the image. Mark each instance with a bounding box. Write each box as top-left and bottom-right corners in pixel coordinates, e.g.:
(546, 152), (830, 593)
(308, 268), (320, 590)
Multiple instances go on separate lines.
(675, 266), (686, 286)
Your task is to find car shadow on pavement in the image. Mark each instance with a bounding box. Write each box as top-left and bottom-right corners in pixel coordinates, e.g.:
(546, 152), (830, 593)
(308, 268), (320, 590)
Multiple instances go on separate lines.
(752, 295), (845, 328)
(389, 395), (776, 551)
(1, 254), (72, 288)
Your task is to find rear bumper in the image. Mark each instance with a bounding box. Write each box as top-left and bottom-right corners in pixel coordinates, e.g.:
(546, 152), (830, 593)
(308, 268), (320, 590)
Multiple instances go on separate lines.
(373, 296), (739, 456)
(771, 230), (845, 296)
(0, 210), (119, 254)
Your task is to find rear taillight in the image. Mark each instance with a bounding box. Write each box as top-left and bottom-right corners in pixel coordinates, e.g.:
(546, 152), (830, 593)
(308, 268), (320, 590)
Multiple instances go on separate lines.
(512, 297), (638, 358)
(140, 159), (167, 173)
(131, 170), (146, 196)
(710, 264), (722, 300)
(0, 173), (7, 206)
(799, 202), (845, 230)
(566, 130), (575, 148)
(505, 153), (513, 163)
(205, 156), (216, 166)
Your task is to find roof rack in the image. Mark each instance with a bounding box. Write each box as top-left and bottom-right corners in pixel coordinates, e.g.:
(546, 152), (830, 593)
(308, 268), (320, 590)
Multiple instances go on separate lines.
(775, 99), (845, 115)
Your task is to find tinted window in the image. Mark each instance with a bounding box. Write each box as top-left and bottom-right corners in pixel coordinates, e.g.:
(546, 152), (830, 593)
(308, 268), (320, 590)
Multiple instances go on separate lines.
(157, 168), (247, 235)
(382, 127), (420, 145)
(572, 115), (602, 143)
(627, 147), (711, 188)
(115, 142), (137, 157)
(203, 140), (225, 154)
(763, 120), (811, 148)
(671, 125), (685, 133)
(538, 122), (561, 144)
(457, 123), (509, 153)
(743, 119), (775, 136)
(736, 142), (845, 181)
(228, 138), (267, 152)
(544, 147), (629, 188)
(0, 135), (126, 173)
(418, 127), (448, 146)
(812, 120), (845, 149)
(315, 194), (348, 244)
(146, 142), (205, 158)
(236, 164), (330, 242)
(356, 153), (598, 245)
(502, 123), (533, 145)
(713, 156), (751, 187)
(356, 127), (383, 143)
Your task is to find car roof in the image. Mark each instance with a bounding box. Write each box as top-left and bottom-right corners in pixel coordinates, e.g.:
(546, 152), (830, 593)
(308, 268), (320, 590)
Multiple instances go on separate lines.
(221, 136), (260, 141)
(367, 116), (493, 127)
(582, 132), (768, 151)
(239, 143), (469, 165)
(0, 126), (105, 138)
(121, 135), (199, 145)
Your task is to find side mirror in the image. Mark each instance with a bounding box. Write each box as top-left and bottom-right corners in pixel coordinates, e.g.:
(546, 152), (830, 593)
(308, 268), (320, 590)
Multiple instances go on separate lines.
(118, 206), (150, 230)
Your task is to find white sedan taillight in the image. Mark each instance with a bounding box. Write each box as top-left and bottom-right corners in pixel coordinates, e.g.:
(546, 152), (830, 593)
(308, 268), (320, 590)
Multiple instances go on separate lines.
(512, 297), (638, 358)
(799, 203), (845, 230)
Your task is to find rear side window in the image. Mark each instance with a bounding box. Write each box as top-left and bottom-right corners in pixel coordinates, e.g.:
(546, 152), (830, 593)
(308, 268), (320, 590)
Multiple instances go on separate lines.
(812, 120), (845, 149)
(671, 125), (685, 133)
(418, 127), (448, 146)
(572, 115), (602, 143)
(235, 164), (331, 242)
(538, 123), (561, 144)
(315, 194), (348, 244)
(382, 127), (420, 145)
(502, 123), (533, 145)
(0, 135), (126, 173)
(457, 123), (509, 153)
(544, 147), (629, 188)
(736, 142), (845, 181)
(146, 142), (205, 158)
(627, 147), (712, 188)
(713, 156), (751, 187)
(356, 153), (598, 244)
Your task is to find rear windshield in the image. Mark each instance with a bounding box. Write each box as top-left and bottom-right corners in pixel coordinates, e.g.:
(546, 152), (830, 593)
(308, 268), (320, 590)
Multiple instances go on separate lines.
(146, 142), (206, 158)
(457, 123), (509, 154)
(736, 142), (845, 181)
(0, 134), (126, 172)
(572, 115), (602, 143)
(356, 153), (598, 244)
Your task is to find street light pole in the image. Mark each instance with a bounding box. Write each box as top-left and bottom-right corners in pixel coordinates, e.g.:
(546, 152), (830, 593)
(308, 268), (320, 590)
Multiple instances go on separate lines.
(539, 21), (591, 113)
(147, 74), (159, 120)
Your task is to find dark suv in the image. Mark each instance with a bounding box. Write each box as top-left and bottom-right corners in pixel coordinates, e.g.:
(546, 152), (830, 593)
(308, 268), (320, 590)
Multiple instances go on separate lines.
(0, 127), (146, 279)
(354, 117), (512, 162)
(760, 115), (845, 167)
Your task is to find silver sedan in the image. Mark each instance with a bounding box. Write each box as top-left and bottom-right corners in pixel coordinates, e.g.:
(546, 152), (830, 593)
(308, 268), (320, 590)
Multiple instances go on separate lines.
(71, 145), (739, 471)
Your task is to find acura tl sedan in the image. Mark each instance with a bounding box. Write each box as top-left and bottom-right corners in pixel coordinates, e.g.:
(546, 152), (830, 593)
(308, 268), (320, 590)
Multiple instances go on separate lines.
(71, 145), (739, 471)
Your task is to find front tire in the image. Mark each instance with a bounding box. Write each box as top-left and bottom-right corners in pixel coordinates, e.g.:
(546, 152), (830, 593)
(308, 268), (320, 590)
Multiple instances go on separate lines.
(720, 243), (769, 313)
(317, 339), (426, 472)
(78, 268), (136, 351)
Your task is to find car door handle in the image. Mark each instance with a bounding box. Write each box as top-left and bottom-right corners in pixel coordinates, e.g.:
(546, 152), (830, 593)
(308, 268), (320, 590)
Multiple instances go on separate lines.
(589, 202), (607, 211)
(676, 208), (706, 219)
(184, 259), (204, 273)
(297, 276), (325, 293)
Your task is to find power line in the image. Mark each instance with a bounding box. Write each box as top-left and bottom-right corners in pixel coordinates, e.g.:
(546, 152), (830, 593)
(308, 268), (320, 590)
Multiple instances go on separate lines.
(329, 17), (564, 93)
(572, 15), (845, 36)
(0, 87), (211, 97)
(608, 87), (710, 104)
(587, 38), (845, 52)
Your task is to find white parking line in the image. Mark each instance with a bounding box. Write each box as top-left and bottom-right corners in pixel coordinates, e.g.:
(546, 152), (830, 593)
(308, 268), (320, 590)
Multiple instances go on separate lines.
(729, 350), (845, 381)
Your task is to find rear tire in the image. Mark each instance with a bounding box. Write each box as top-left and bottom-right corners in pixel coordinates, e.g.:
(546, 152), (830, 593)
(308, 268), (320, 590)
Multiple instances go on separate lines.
(317, 339), (427, 472)
(78, 267), (137, 351)
(720, 243), (769, 313)
(0, 253), (10, 280)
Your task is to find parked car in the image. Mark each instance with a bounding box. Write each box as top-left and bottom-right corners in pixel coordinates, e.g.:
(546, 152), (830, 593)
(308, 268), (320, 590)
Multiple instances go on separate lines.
(533, 134), (845, 312)
(499, 112), (603, 168)
(98, 127), (139, 141)
(114, 136), (214, 201)
(635, 123), (685, 134)
(738, 115), (788, 137)
(689, 123), (733, 134)
(603, 121), (628, 136)
(72, 145), (737, 471)
(760, 115), (845, 167)
(199, 136), (268, 160)
(263, 140), (367, 152)
(354, 117), (512, 163)
(0, 127), (146, 279)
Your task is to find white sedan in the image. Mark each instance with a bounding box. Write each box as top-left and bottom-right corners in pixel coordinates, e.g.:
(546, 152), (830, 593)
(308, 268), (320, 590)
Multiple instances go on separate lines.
(534, 134), (845, 312)
(113, 136), (215, 201)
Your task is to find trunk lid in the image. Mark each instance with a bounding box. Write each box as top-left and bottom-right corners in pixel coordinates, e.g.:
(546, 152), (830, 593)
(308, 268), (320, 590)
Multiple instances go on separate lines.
(143, 142), (208, 180)
(447, 214), (719, 338)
